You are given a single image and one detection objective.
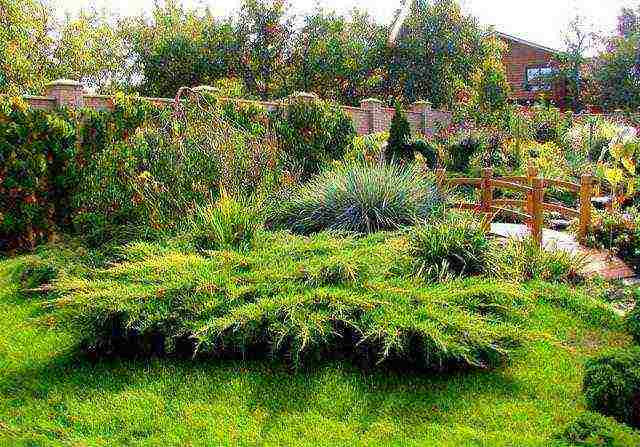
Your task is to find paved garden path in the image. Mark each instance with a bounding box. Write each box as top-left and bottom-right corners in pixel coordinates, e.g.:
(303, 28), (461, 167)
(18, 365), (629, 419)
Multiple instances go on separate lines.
(491, 223), (636, 280)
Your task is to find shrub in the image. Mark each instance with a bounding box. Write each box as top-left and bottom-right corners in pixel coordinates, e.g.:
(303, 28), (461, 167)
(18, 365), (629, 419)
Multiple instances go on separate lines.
(271, 95), (355, 178)
(556, 411), (640, 446)
(487, 237), (585, 283)
(410, 212), (489, 279)
(386, 101), (413, 164)
(345, 132), (388, 164)
(0, 94), (161, 252)
(412, 139), (439, 169)
(268, 162), (444, 235)
(446, 129), (486, 173)
(189, 189), (261, 251)
(74, 91), (283, 247)
(585, 209), (640, 272)
(583, 347), (640, 428)
(626, 303), (640, 345)
(49, 232), (527, 370)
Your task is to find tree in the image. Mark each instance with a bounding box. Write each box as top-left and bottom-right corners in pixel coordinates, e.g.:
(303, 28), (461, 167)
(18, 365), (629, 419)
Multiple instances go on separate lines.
(386, 100), (413, 163)
(586, 7), (640, 111)
(556, 14), (594, 111)
(53, 9), (136, 93)
(288, 8), (387, 105)
(385, 0), (490, 108)
(464, 35), (511, 126)
(125, 1), (242, 97)
(235, 0), (295, 100)
(0, 0), (54, 94)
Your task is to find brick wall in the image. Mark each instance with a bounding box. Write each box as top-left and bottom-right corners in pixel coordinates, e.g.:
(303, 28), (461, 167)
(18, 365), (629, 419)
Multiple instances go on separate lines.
(22, 80), (452, 136)
(499, 36), (565, 104)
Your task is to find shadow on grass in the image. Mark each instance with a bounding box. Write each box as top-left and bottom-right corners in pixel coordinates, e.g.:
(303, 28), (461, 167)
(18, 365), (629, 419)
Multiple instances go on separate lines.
(1, 346), (523, 426)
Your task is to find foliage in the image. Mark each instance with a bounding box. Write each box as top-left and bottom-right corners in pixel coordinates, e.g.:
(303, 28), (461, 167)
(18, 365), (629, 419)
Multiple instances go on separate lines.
(125, 1), (243, 97)
(0, 97), (76, 251)
(386, 101), (413, 163)
(463, 36), (511, 127)
(189, 189), (262, 251)
(585, 209), (640, 272)
(626, 303), (640, 345)
(288, 8), (387, 105)
(556, 411), (640, 446)
(445, 128), (487, 173)
(387, 0), (493, 108)
(487, 238), (585, 283)
(271, 96), (356, 177)
(268, 162), (444, 235)
(410, 212), (489, 280)
(74, 91), (282, 247)
(583, 347), (640, 428)
(586, 9), (640, 112)
(0, 0), (54, 94)
(345, 132), (388, 164)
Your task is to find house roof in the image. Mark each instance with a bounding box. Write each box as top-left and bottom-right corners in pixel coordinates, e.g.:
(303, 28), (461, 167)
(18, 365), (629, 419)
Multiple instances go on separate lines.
(494, 31), (561, 55)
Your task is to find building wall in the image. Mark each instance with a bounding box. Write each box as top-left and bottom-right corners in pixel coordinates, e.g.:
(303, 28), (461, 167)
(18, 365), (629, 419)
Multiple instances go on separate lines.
(24, 81), (452, 137)
(499, 37), (565, 104)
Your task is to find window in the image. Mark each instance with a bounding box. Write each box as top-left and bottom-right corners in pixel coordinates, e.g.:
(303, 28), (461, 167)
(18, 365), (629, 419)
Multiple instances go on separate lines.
(525, 66), (555, 92)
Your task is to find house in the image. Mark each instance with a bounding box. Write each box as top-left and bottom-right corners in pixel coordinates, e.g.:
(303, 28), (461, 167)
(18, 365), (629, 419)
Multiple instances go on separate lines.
(496, 31), (565, 105)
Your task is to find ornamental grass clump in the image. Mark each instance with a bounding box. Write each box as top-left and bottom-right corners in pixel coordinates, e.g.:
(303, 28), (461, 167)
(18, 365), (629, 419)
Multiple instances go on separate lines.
(189, 188), (262, 251)
(410, 211), (489, 279)
(269, 162), (444, 235)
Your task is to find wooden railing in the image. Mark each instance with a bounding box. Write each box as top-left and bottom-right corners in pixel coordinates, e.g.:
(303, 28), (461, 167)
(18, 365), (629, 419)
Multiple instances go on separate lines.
(435, 164), (593, 247)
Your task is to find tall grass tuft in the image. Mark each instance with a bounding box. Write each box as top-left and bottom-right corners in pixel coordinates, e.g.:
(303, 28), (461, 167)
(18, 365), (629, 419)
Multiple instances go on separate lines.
(189, 188), (262, 251)
(410, 211), (489, 279)
(269, 161), (445, 234)
(487, 237), (586, 283)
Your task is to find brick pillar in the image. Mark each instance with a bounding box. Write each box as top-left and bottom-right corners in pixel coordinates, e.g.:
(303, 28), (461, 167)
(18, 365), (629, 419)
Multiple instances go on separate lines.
(411, 100), (432, 135)
(44, 79), (85, 108)
(360, 98), (384, 134)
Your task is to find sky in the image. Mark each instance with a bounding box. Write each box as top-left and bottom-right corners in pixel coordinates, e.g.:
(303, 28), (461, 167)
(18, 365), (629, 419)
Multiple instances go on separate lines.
(52, 0), (637, 52)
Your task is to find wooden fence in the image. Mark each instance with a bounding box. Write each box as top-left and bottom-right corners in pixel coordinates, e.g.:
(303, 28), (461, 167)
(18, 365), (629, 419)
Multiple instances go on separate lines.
(435, 163), (593, 247)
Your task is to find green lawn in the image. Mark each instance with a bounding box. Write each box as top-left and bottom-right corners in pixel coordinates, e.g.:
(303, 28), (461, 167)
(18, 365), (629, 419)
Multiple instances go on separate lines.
(0, 252), (632, 447)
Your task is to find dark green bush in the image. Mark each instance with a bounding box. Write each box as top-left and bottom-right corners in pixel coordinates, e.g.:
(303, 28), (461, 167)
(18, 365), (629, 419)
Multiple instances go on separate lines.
(410, 212), (489, 278)
(386, 101), (413, 164)
(446, 129), (486, 173)
(556, 411), (640, 446)
(0, 95), (161, 252)
(412, 139), (439, 169)
(268, 162), (444, 235)
(583, 347), (640, 429)
(627, 302), (640, 345)
(271, 95), (355, 177)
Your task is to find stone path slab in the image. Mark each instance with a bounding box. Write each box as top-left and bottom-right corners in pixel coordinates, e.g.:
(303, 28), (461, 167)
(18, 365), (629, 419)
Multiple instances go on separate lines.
(490, 223), (636, 280)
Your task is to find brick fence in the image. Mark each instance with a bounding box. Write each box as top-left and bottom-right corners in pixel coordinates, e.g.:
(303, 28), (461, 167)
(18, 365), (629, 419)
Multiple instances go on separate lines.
(22, 79), (452, 136)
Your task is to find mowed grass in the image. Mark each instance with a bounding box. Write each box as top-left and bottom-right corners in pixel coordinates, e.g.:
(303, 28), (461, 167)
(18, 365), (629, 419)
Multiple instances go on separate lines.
(0, 252), (632, 446)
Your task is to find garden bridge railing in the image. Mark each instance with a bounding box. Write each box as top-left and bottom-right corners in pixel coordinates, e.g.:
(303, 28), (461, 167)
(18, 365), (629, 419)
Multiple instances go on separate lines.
(435, 164), (593, 248)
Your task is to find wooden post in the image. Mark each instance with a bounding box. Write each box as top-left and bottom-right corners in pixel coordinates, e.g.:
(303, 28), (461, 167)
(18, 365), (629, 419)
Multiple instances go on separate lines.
(526, 161), (538, 218)
(435, 168), (446, 188)
(531, 178), (545, 248)
(578, 174), (593, 242)
(481, 168), (493, 232)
